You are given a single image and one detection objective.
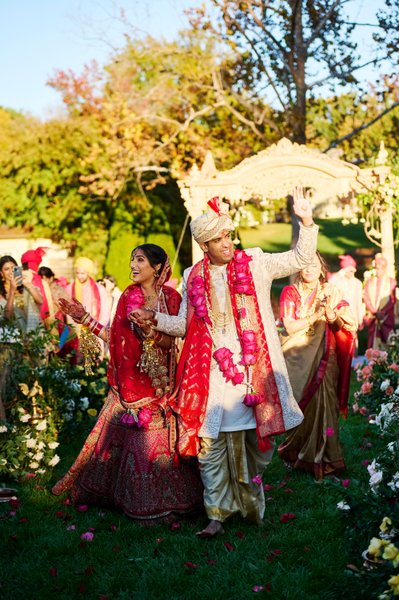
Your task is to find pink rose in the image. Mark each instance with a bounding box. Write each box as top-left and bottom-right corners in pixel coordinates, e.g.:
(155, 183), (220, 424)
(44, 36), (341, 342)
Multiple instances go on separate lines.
(360, 381), (373, 394)
(137, 408), (152, 429)
(243, 393), (262, 407)
(120, 413), (136, 426)
(214, 347), (233, 361)
(252, 474), (263, 485)
(234, 250), (252, 265)
(241, 353), (257, 365)
(232, 372), (245, 385)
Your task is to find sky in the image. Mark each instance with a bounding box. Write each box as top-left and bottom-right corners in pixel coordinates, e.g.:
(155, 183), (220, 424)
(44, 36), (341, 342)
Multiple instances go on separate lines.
(0, 0), (386, 119)
(0, 0), (196, 118)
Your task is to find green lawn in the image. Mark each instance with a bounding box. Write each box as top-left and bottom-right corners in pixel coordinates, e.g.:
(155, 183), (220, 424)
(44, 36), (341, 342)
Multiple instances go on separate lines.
(239, 219), (376, 272)
(0, 380), (389, 600)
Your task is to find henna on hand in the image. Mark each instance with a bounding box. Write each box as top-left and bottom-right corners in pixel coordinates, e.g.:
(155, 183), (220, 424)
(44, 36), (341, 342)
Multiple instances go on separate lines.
(58, 298), (88, 323)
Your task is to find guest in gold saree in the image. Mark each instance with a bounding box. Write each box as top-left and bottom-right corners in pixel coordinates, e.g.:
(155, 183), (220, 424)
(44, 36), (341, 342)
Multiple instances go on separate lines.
(278, 252), (356, 481)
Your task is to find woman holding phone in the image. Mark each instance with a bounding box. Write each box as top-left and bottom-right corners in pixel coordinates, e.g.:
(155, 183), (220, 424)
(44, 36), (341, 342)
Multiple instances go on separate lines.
(0, 255), (43, 419)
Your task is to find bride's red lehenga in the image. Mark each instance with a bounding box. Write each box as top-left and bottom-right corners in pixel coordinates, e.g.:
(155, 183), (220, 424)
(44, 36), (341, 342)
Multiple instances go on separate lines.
(52, 279), (203, 524)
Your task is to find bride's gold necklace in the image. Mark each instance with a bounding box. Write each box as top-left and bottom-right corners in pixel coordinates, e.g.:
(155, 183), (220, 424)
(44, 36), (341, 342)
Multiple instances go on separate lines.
(142, 288), (159, 310)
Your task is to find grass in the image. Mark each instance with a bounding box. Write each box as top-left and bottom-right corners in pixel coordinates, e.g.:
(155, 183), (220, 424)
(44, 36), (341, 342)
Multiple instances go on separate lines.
(0, 374), (388, 600)
(0, 219), (390, 599)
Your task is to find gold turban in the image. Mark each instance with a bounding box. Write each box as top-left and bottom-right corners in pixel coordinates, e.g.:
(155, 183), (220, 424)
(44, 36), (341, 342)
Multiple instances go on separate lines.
(75, 256), (95, 275)
(190, 197), (235, 244)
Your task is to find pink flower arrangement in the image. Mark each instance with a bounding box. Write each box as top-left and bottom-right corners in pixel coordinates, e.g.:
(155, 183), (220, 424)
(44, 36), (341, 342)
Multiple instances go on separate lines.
(360, 381), (373, 394)
(364, 348), (388, 363)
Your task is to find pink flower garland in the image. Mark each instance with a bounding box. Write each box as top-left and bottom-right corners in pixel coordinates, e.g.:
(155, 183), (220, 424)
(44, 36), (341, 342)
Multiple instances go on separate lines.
(189, 251), (262, 407)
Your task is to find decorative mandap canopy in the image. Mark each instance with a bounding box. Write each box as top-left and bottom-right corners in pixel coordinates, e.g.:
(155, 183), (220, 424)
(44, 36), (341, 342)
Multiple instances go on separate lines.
(178, 137), (394, 274)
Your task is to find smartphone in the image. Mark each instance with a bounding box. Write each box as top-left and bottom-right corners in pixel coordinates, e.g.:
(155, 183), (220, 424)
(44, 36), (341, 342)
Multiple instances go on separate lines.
(13, 266), (23, 279)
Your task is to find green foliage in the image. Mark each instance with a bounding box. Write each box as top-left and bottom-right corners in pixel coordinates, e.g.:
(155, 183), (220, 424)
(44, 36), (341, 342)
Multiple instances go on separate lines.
(0, 322), (108, 479)
(145, 233), (182, 281)
(105, 222), (143, 290)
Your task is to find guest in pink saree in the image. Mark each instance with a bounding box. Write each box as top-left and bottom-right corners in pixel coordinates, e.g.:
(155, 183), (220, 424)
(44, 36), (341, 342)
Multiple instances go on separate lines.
(52, 244), (203, 523)
(278, 252), (356, 481)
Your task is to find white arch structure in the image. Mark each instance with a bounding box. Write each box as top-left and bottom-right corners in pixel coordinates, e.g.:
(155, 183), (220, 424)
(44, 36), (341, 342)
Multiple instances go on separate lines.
(178, 137), (395, 275)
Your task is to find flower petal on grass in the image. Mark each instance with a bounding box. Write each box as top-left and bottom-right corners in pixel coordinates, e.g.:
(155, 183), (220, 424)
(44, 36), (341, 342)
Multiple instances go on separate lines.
(279, 512), (296, 523)
(80, 531), (94, 542)
(184, 562), (199, 569)
(235, 531), (246, 539)
(223, 541), (235, 552)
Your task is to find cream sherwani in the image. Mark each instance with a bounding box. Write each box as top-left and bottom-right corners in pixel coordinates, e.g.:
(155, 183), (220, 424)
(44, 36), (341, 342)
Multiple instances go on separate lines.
(155, 222), (318, 522)
(157, 223), (318, 435)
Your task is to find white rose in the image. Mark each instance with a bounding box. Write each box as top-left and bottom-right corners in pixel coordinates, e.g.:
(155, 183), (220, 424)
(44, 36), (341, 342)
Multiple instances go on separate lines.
(0, 425), (7, 433)
(48, 442), (59, 449)
(37, 468), (46, 474)
(37, 441), (45, 450)
(336, 501), (350, 511)
(20, 413), (31, 423)
(35, 420), (47, 431)
(29, 461), (39, 469)
(33, 452), (44, 461)
(79, 397), (89, 410)
(369, 471), (383, 488)
(48, 455), (60, 467)
(26, 438), (37, 448)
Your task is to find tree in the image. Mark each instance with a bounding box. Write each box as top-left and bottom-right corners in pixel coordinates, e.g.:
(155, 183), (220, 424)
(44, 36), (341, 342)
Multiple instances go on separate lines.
(187, 0), (396, 145)
(307, 76), (399, 162)
(47, 32), (270, 267)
